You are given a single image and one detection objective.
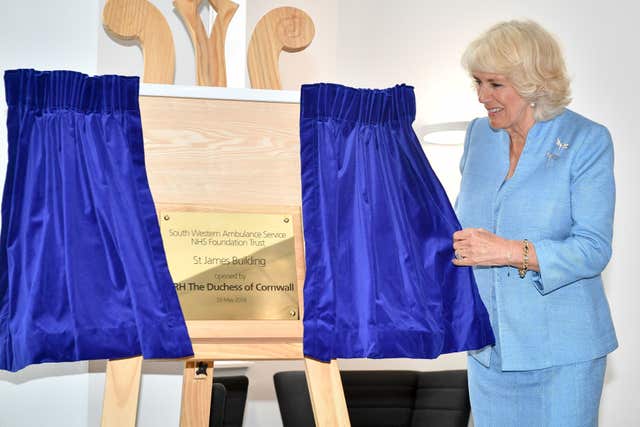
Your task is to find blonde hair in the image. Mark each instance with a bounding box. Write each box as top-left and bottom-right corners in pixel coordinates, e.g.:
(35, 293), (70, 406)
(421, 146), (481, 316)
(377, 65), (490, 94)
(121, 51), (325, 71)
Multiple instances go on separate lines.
(461, 20), (571, 121)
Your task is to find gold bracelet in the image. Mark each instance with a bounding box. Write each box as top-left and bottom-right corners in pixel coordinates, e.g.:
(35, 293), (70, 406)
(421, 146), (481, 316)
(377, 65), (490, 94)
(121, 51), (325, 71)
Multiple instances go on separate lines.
(518, 239), (529, 278)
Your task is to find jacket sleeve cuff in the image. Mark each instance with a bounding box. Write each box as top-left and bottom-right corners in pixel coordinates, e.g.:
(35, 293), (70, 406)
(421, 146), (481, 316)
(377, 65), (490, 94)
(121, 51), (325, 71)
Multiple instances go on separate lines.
(530, 239), (554, 295)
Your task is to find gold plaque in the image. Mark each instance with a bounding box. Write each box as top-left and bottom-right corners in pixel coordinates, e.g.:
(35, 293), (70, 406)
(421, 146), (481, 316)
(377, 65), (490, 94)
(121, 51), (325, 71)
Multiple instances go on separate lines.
(159, 210), (299, 320)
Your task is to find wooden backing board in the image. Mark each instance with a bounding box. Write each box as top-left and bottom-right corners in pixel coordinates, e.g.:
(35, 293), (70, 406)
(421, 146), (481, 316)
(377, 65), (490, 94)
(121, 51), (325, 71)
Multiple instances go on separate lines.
(102, 93), (350, 427)
(139, 95), (301, 205)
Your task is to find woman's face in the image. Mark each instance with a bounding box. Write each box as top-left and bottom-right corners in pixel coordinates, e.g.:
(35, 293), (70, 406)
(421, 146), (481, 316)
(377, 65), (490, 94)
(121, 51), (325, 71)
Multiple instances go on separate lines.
(473, 71), (534, 133)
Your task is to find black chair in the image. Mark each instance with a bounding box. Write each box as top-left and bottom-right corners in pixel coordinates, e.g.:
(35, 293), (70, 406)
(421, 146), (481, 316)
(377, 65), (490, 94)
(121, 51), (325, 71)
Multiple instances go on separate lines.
(273, 370), (470, 427)
(210, 383), (227, 427)
(411, 371), (470, 426)
(209, 375), (249, 427)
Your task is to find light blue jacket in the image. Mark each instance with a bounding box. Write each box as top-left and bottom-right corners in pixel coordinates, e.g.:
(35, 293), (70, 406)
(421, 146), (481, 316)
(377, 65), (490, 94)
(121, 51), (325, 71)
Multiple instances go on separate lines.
(455, 109), (618, 371)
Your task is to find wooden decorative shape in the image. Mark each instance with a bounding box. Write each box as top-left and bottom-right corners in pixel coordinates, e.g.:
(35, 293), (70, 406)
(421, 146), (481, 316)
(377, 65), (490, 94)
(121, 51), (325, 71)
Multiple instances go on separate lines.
(174, 0), (239, 87)
(102, 0), (176, 84)
(247, 7), (315, 90)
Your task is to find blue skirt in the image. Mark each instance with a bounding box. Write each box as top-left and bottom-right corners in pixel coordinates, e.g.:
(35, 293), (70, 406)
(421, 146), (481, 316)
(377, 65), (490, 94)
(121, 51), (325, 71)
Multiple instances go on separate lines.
(300, 83), (495, 361)
(0, 70), (193, 372)
(468, 270), (607, 426)
(468, 351), (606, 427)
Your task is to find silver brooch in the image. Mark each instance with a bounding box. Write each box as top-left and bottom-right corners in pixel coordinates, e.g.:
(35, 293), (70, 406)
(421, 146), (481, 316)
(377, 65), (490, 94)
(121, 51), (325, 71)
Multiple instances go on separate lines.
(546, 138), (569, 167)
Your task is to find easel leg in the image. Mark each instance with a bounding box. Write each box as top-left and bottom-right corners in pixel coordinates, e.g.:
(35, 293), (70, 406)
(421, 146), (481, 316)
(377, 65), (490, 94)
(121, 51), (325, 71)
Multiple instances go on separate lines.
(101, 355), (143, 427)
(304, 357), (351, 427)
(180, 360), (214, 427)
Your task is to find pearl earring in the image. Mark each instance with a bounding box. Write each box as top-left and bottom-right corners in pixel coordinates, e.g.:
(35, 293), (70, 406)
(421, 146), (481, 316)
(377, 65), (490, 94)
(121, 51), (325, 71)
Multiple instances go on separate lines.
(530, 102), (536, 108)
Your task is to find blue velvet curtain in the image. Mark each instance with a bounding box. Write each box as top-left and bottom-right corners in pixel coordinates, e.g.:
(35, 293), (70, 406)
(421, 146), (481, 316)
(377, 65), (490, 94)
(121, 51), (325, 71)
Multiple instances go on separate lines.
(300, 83), (494, 361)
(0, 70), (192, 372)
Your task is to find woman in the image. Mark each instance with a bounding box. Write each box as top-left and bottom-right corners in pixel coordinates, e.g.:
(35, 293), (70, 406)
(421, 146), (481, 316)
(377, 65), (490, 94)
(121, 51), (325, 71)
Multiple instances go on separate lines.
(454, 20), (617, 425)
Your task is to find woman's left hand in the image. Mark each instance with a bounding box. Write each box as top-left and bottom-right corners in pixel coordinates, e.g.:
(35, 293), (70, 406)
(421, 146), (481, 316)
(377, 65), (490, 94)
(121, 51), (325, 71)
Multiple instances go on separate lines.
(452, 228), (517, 267)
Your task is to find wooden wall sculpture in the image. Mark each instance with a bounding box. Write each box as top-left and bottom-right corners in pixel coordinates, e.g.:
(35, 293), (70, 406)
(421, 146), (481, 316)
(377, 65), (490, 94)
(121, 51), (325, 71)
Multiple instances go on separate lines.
(174, 0), (239, 86)
(103, 0), (176, 84)
(247, 7), (315, 90)
(103, 2), (315, 89)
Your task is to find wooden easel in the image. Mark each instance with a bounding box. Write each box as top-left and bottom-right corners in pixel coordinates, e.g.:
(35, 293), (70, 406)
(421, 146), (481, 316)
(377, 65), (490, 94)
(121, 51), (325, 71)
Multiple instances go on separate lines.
(99, 87), (350, 427)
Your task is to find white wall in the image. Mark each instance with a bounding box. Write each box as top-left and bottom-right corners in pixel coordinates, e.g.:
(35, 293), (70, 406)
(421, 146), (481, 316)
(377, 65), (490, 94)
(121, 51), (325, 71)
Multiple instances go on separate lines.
(0, 3), (99, 426)
(0, 0), (99, 190)
(1, 1), (638, 426)
(334, 1), (640, 425)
